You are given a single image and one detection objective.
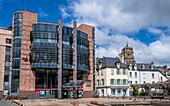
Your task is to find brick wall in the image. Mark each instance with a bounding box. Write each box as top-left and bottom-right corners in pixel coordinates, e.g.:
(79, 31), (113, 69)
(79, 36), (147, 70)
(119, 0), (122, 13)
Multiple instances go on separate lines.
(19, 11), (37, 96)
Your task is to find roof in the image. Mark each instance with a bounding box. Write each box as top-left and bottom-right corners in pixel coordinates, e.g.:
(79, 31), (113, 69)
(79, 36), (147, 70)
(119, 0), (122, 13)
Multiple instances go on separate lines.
(96, 57), (128, 69)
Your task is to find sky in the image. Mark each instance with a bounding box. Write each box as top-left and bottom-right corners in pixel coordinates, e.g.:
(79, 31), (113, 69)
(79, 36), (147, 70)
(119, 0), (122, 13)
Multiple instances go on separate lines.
(0, 0), (170, 66)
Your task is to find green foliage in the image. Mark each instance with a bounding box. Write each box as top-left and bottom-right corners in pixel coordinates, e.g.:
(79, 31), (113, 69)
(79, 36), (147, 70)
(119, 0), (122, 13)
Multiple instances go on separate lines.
(139, 92), (148, 96)
(134, 92), (138, 96)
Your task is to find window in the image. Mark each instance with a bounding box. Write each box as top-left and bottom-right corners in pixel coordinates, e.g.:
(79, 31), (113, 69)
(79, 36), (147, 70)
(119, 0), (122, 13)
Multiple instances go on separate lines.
(143, 81), (146, 84)
(101, 89), (104, 96)
(123, 79), (127, 85)
(143, 73), (145, 79)
(135, 72), (137, 78)
(123, 89), (126, 96)
(6, 38), (11, 44)
(130, 72), (132, 77)
(101, 79), (104, 85)
(111, 69), (114, 75)
(97, 80), (99, 86)
(129, 81), (132, 84)
(122, 70), (126, 75)
(117, 79), (121, 85)
(117, 89), (121, 95)
(152, 81), (155, 83)
(117, 69), (120, 75)
(152, 73), (154, 79)
(161, 77), (163, 81)
(96, 70), (99, 76)
(110, 79), (115, 85)
(112, 89), (115, 95)
(86, 80), (91, 87)
(135, 81), (138, 84)
(101, 69), (104, 76)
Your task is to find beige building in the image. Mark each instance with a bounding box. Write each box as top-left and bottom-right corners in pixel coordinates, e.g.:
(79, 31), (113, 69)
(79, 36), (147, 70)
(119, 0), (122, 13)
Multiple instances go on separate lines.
(96, 57), (129, 97)
(0, 28), (12, 98)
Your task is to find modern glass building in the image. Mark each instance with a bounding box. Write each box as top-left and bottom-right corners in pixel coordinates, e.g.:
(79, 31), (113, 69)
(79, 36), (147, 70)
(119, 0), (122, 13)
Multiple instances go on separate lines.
(10, 10), (95, 99)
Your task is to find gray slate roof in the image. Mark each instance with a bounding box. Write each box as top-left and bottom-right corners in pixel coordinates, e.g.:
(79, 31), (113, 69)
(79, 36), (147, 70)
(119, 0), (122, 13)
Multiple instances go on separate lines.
(96, 57), (128, 69)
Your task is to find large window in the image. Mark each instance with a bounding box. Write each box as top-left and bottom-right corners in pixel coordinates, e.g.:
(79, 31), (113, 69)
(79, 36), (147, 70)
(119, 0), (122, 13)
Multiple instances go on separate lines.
(6, 38), (11, 44)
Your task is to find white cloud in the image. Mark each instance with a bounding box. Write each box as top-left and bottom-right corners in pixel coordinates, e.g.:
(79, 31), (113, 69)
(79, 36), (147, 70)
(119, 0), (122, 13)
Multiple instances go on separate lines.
(148, 27), (164, 35)
(39, 8), (49, 17)
(60, 0), (170, 66)
(61, 0), (170, 32)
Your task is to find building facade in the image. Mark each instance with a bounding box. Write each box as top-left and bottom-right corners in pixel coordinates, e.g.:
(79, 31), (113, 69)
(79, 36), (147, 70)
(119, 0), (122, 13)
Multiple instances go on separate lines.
(10, 10), (95, 98)
(0, 28), (12, 98)
(128, 63), (168, 85)
(96, 57), (129, 97)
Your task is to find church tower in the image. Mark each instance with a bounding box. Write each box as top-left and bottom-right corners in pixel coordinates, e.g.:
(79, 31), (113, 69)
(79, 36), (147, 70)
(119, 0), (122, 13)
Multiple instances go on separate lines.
(120, 42), (135, 64)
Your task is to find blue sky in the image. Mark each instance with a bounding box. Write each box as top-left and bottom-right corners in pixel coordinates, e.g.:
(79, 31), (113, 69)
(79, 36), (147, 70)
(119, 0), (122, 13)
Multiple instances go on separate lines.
(1, 0), (170, 66)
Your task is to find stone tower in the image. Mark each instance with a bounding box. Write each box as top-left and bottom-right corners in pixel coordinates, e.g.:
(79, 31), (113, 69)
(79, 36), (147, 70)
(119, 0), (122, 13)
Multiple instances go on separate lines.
(120, 42), (135, 64)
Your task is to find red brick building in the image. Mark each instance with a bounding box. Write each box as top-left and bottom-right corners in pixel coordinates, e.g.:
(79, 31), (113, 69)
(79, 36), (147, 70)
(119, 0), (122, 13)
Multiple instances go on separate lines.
(10, 10), (95, 99)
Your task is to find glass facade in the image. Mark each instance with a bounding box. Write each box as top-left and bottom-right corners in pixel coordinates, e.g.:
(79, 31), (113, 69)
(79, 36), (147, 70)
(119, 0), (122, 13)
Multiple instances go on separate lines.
(11, 12), (23, 93)
(77, 30), (89, 71)
(30, 23), (58, 68)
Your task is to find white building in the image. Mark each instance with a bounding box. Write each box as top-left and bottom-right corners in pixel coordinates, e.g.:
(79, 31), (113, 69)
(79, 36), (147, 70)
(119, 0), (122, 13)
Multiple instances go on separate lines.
(128, 63), (168, 85)
(96, 57), (129, 97)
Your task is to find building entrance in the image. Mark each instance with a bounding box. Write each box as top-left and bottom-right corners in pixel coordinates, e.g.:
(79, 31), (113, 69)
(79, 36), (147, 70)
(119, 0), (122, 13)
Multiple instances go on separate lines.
(35, 69), (58, 98)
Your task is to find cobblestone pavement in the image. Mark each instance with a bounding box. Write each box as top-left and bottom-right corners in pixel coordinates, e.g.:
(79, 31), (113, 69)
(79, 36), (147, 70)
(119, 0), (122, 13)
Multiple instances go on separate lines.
(0, 99), (14, 106)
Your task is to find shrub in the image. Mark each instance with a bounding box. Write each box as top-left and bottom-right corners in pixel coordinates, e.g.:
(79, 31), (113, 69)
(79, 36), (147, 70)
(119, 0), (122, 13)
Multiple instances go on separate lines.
(134, 92), (138, 96)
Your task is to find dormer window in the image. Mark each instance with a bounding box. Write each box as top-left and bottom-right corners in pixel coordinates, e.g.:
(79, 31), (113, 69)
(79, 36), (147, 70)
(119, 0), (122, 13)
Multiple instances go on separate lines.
(134, 64), (137, 70)
(151, 64), (154, 69)
(142, 65), (145, 69)
(129, 64), (132, 70)
(117, 62), (120, 68)
(99, 63), (102, 69)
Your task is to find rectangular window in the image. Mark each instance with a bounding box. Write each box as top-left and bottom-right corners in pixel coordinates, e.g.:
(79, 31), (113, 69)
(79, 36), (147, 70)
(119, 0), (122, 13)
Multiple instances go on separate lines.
(143, 73), (145, 79)
(6, 38), (11, 44)
(111, 69), (114, 75)
(122, 70), (126, 75)
(96, 70), (99, 76)
(86, 80), (91, 87)
(101, 79), (104, 85)
(143, 81), (146, 84)
(135, 72), (137, 78)
(110, 79), (115, 85)
(117, 79), (120, 85)
(130, 72), (132, 77)
(101, 69), (104, 76)
(129, 81), (132, 84)
(135, 81), (138, 84)
(97, 80), (99, 86)
(117, 69), (120, 75)
(123, 79), (127, 85)
(152, 73), (154, 79)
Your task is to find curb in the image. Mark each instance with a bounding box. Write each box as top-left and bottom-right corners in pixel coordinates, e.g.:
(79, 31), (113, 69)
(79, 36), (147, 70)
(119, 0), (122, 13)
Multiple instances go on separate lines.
(7, 99), (25, 106)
